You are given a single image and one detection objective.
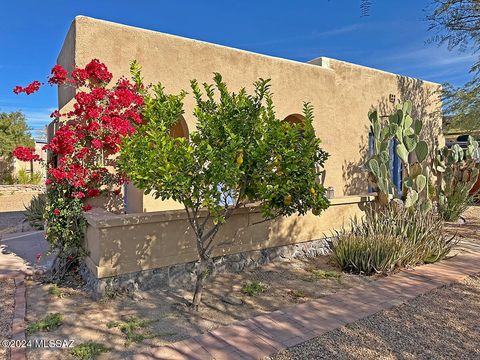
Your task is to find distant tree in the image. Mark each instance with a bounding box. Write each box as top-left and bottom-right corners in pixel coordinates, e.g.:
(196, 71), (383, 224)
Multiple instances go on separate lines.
(0, 111), (35, 158)
(427, 0), (480, 133)
(427, 0), (480, 55)
(442, 81), (480, 133)
(359, 1), (480, 132)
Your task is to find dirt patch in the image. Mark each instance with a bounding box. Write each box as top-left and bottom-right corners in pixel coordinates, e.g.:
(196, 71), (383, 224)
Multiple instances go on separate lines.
(445, 206), (480, 242)
(0, 278), (15, 360)
(0, 191), (41, 212)
(25, 256), (375, 359)
(271, 275), (480, 360)
(0, 211), (27, 235)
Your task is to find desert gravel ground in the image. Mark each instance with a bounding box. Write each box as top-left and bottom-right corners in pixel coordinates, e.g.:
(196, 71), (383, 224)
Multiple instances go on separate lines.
(0, 278), (15, 360)
(445, 206), (480, 242)
(25, 255), (374, 359)
(271, 275), (480, 360)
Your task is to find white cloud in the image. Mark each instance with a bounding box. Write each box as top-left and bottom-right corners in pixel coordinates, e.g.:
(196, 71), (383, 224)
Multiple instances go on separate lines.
(376, 46), (476, 70)
(0, 105), (53, 130)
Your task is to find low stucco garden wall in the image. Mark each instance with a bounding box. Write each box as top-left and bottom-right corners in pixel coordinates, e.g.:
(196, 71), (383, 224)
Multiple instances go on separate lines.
(83, 195), (374, 286)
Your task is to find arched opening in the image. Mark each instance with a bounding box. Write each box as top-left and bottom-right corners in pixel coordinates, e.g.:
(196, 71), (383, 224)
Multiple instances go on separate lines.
(170, 116), (189, 139)
(126, 116), (190, 214)
(283, 114), (305, 126)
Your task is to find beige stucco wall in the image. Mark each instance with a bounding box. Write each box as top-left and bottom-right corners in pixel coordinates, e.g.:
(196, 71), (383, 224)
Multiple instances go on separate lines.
(55, 16), (444, 279)
(58, 16), (442, 211)
(84, 195), (373, 278)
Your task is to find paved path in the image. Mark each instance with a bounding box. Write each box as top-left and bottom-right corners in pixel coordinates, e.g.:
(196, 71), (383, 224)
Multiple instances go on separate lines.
(0, 230), (50, 277)
(0, 211), (25, 233)
(134, 241), (480, 360)
(0, 231), (38, 360)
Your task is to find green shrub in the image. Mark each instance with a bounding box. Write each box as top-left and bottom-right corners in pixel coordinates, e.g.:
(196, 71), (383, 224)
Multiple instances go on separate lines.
(438, 184), (475, 222)
(48, 284), (63, 298)
(27, 313), (63, 333)
(31, 171), (43, 184)
(310, 269), (342, 280)
(16, 168), (42, 185)
(331, 204), (457, 275)
(107, 317), (154, 346)
(289, 289), (307, 298)
(241, 281), (267, 296)
(0, 172), (15, 184)
(71, 341), (109, 359)
(24, 193), (46, 230)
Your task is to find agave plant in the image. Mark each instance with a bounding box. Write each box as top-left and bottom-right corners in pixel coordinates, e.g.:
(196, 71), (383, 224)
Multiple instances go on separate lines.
(24, 193), (46, 230)
(331, 203), (457, 275)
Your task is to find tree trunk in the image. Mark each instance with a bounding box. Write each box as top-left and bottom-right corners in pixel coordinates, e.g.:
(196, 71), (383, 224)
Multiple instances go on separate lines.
(191, 256), (208, 311)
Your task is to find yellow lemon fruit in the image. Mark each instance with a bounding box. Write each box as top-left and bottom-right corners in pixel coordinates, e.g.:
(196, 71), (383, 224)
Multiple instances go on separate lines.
(283, 194), (292, 206)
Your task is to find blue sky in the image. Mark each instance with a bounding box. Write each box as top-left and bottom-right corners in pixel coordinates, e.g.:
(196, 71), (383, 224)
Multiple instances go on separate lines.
(0, 0), (475, 134)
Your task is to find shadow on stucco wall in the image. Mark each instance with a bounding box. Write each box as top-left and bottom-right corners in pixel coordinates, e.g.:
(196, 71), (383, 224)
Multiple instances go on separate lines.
(341, 76), (442, 197)
(342, 94), (395, 197)
(342, 133), (369, 196)
(396, 75), (442, 160)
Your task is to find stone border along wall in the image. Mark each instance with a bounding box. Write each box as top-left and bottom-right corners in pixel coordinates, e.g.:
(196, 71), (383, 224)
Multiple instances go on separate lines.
(81, 237), (332, 299)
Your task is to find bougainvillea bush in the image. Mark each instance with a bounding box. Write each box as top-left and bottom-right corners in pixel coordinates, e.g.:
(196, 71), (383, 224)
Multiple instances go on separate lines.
(12, 59), (143, 278)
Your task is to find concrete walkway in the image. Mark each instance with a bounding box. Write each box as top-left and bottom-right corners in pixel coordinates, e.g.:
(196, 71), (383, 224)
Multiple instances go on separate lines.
(0, 230), (50, 277)
(134, 241), (480, 360)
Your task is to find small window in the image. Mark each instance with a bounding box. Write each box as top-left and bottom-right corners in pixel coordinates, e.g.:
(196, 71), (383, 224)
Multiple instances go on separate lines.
(283, 114), (305, 126)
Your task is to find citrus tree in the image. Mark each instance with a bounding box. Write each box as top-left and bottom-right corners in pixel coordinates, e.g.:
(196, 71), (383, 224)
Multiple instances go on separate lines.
(120, 64), (330, 310)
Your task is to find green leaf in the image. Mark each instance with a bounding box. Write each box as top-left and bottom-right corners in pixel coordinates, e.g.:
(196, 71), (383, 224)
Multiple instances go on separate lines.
(404, 190), (418, 208)
(404, 177), (414, 190)
(367, 158), (380, 177)
(404, 135), (417, 153)
(411, 163), (422, 178)
(395, 126), (403, 142)
(421, 199), (432, 212)
(413, 119), (422, 134)
(404, 114), (413, 130)
(415, 140), (429, 163)
(416, 174), (426, 193)
(396, 143), (409, 163)
(402, 100), (412, 115)
(378, 179), (388, 194)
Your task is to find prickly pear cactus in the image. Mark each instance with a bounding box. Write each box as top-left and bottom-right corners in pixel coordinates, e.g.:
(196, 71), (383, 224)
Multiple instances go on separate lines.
(366, 100), (433, 210)
(435, 135), (480, 207)
(391, 100), (431, 208)
(367, 110), (397, 203)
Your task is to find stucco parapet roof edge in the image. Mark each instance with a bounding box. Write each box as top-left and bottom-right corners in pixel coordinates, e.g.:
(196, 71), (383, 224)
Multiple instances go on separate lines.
(72, 15), (334, 72)
(310, 56), (442, 87)
(84, 194), (376, 229)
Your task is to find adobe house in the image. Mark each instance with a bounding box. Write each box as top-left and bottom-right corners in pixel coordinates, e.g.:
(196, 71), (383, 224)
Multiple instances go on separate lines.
(53, 16), (443, 295)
